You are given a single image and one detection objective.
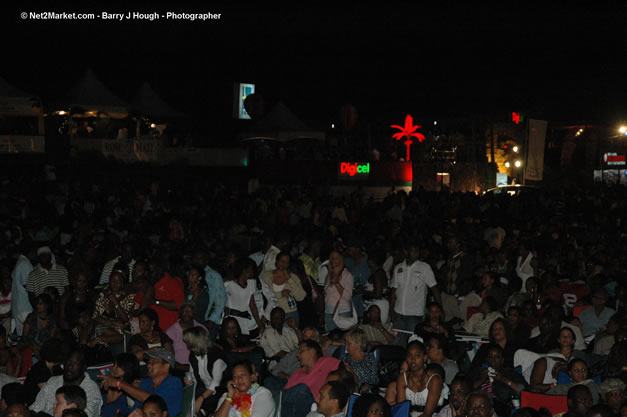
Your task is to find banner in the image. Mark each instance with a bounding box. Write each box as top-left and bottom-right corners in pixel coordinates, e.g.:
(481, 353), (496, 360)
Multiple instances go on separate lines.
(525, 119), (547, 181)
(101, 139), (160, 162)
(0, 135), (45, 153)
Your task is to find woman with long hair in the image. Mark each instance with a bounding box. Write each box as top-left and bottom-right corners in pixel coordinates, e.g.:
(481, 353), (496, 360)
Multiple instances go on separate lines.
(263, 252), (306, 326)
(396, 341), (445, 417)
(101, 353), (141, 417)
(127, 308), (174, 362)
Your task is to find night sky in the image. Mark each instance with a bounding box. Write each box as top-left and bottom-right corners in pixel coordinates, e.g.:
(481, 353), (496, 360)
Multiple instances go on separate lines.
(3, 5), (627, 137)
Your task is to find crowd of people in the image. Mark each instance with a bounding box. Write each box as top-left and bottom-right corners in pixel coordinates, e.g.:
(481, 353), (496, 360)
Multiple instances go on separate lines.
(0, 161), (626, 417)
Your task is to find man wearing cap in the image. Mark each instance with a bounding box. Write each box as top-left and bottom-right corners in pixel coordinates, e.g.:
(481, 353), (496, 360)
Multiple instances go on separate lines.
(25, 247), (69, 308)
(599, 378), (625, 416)
(99, 348), (182, 416)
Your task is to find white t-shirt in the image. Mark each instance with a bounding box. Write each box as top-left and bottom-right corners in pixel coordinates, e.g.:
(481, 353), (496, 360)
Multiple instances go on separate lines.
(224, 280), (257, 334)
(391, 259), (437, 316)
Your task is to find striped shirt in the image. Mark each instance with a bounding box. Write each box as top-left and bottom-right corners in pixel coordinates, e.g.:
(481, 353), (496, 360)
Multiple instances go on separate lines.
(25, 264), (69, 296)
(99, 257), (136, 285)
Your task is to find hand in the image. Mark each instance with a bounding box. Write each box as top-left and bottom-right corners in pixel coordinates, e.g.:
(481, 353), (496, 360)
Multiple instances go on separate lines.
(286, 317), (298, 329)
(128, 408), (144, 417)
(551, 361), (565, 378)
(97, 374), (119, 390)
(281, 289), (291, 297)
(400, 360), (408, 373)
(226, 380), (236, 398)
(107, 293), (118, 305)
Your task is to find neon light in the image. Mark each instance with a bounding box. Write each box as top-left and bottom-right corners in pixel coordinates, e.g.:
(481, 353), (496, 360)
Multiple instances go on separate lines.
(512, 112), (524, 124)
(391, 115), (425, 161)
(339, 162), (370, 177)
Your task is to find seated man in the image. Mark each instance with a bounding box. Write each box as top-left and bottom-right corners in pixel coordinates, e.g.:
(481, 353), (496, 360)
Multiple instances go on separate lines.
(99, 348), (182, 417)
(471, 344), (527, 417)
(465, 391), (496, 417)
(54, 386), (86, 417)
(598, 379), (625, 417)
(30, 350), (102, 417)
(259, 307), (300, 359)
(464, 297), (503, 337)
(281, 340), (341, 417)
(313, 382), (350, 417)
(564, 385), (594, 417)
(436, 375), (471, 417)
(579, 289), (615, 337)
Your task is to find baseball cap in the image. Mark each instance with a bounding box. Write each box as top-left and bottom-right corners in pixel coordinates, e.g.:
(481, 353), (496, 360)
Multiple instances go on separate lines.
(144, 348), (175, 369)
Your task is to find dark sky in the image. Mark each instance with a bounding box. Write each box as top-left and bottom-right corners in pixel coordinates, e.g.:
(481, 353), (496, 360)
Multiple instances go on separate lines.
(3, 5), (627, 133)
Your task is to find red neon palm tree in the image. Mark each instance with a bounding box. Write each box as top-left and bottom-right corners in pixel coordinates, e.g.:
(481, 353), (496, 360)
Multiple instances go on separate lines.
(391, 115), (425, 161)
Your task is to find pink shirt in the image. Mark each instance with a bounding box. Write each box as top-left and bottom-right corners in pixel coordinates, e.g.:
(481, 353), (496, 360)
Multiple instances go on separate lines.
(165, 320), (205, 365)
(324, 269), (353, 314)
(284, 357), (340, 398)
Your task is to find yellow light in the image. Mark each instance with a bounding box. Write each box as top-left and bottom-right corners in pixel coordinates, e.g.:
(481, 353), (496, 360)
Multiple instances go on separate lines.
(505, 162), (511, 168)
(515, 160), (522, 168)
(150, 123), (156, 129)
(513, 146), (519, 153)
(620, 126), (626, 133)
(58, 110), (66, 115)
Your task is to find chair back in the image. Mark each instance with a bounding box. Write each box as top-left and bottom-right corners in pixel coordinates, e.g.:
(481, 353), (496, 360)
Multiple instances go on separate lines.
(520, 391), (567, 415)
(175, 382), (196, 417)
(391, 400), (411, 417)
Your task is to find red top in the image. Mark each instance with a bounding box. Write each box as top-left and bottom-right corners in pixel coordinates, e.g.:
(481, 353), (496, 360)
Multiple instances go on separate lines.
(284, 356), (340, 398)
(153, 273), (184, 331)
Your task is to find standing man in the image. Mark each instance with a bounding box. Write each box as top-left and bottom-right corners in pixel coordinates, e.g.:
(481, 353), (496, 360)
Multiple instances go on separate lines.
(99, 243), (136, 285)
(390, 240), (441, 346)
(11, 244), (36, 336)
(344, 237), (371, 320)
(193, 250), (225, 340)
(26, 247), (70, 308)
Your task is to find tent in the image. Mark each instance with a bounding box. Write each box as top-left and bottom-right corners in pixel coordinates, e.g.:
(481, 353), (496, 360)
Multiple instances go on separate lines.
(0, 76), (42, 116)
(240, 100), (325, 142)
(53, 68), (129, 118)
(131, 81), (184, 119)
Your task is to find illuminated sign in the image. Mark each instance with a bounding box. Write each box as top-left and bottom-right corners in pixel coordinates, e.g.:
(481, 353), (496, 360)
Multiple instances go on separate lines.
(512, 112), (524, 124)
(391, 114), (425, 161)
(604, 153), (626, 166)
(339, 162), (370, 179)
(233, 83), (255, 119)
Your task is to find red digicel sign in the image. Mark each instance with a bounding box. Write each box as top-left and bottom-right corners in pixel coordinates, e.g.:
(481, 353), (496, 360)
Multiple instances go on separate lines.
(604, 153), (626, 166)
(339, 162), (370, 178)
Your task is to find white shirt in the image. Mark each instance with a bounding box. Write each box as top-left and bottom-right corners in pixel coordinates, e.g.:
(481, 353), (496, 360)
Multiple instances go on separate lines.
(259, 326), (299, 357)
(216, 386), (274, 417)
(391, 259), (437, 316)
(31, 373), (102, 417)
(515, 252), (534, 291)
(262, 245), (281, 273)
(196, 355), (227, 392)
(224, 280), (257, 334)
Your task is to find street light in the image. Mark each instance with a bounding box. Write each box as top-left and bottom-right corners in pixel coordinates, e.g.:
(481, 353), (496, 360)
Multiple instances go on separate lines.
(505, 162), (511, 168)
(620, 126), (627, 135)
(514, 160), (522, 168)
(513, 146), (519, 153)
